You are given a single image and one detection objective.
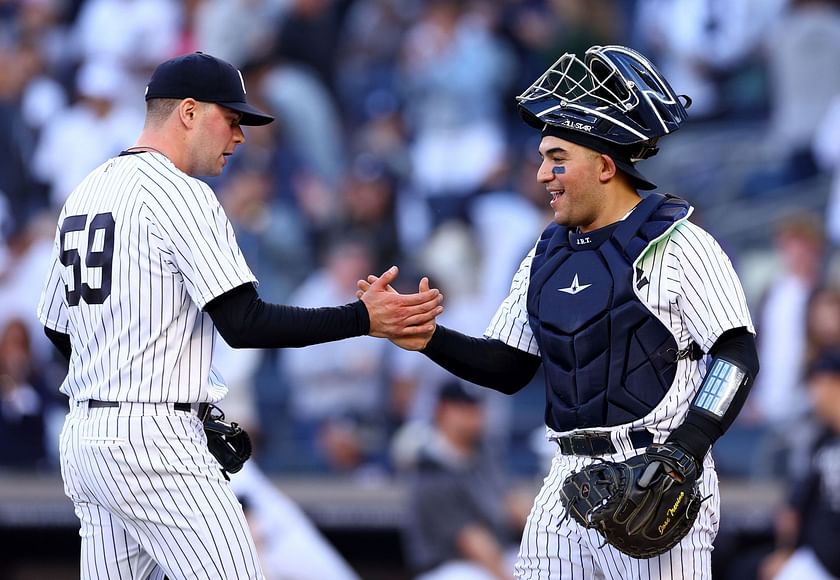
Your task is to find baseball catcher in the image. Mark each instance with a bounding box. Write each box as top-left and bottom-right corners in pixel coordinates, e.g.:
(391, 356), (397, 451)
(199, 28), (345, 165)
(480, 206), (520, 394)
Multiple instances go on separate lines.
(560, 443), (704, 559)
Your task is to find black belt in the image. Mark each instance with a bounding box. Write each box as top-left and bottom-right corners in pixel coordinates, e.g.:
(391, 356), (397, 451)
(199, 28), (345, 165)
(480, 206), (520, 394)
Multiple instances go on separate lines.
(556, 429), (653, 456)
(87, 399), (193, 412)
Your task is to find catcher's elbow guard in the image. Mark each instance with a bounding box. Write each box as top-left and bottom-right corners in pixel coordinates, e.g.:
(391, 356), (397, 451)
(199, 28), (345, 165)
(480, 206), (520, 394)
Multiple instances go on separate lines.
(691, 356), (751, 423)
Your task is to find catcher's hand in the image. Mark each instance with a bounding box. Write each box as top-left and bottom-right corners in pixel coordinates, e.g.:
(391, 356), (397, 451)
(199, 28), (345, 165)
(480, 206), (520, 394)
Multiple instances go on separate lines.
(202, 404), (252, 477)
(559, 442), (703, 559)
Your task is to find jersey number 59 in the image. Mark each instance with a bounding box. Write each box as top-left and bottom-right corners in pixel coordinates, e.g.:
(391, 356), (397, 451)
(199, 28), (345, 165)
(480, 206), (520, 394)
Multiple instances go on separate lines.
(59, 212), (115, 307)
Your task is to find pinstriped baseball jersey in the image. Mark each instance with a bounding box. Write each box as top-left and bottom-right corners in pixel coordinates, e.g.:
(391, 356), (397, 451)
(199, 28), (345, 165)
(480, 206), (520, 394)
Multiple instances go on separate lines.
(485, 209), (754, 438)
(36, 151), (256, 405)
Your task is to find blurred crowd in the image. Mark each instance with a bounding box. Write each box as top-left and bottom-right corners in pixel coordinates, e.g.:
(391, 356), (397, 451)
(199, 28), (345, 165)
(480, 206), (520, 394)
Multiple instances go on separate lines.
(2, 0), (840, 575)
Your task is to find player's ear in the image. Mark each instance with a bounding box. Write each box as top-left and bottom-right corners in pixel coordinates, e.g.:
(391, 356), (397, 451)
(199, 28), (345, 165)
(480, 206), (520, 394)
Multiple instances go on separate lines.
(598, 154), (618, 184)
(179, 98), (199, 127)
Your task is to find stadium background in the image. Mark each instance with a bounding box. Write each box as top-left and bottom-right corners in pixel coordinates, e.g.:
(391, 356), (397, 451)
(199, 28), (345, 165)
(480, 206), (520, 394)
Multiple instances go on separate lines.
(1, 0), (839, 578)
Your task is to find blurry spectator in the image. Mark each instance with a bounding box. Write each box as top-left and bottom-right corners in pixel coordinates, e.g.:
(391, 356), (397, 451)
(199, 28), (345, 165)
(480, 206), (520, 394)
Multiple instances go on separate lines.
(280, 234), (392, 474)
(399, 0), (514, 227)
(542, 0), (623, 61)
(0, 211), (69, 466)
(0, 211), (58, 364)
(735, 212), (827, 479)
(744, 0), (840, 196)
(0, 41), (57, 226)
(765, 0), (840, 158)
(192, 0), (284, 65)
(231, 462), (361, 580)
(635, 0), (784, 120)
(341, 154), (403, 272)
(10, 0), (71, 73)
(272, 0), (343, 94)
(31, 58), (143, 206)
(259, 57), (345, 186)
(390, 221), (519, 453)
(813, 94), (840, 247)
(17, 37), (67, 135)
(0, 319), (47, 469)
(335, 0), (414, 129)
(749, 212), (826, 427)
(760, 349), (840, 580)
(804, 286), (840, 370)
(400, 381), (528, 580)
(218, 156), (314, 304)
(71, 0), (181, 76)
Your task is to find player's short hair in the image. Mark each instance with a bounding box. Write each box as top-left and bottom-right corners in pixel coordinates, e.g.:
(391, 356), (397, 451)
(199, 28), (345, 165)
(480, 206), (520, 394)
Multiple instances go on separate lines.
(144, 98), (182, 126)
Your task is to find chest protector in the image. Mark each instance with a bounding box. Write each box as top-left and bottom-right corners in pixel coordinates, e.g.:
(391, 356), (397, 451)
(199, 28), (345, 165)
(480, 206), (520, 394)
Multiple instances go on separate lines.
(527, 193), (692, 432)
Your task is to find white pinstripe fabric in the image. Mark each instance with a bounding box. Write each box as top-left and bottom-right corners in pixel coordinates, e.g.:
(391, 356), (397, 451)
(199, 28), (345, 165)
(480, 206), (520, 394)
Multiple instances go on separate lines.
(37, 152), (256, 404)
(61, 402), (263, 579)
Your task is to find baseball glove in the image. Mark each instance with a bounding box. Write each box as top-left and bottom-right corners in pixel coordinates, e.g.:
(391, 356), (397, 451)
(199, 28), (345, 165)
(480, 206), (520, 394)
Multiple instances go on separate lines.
(559, 443), (703, 559)
(202, 404), (252, 477)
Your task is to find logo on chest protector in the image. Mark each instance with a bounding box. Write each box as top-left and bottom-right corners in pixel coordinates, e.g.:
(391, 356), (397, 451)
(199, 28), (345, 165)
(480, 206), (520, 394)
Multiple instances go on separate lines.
(558, 274), (592, 295)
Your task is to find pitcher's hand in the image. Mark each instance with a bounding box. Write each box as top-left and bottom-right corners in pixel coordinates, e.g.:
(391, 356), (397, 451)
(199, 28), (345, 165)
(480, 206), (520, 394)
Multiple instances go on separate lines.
(358, 267), (442, 343)
(358, 271), (441, 350)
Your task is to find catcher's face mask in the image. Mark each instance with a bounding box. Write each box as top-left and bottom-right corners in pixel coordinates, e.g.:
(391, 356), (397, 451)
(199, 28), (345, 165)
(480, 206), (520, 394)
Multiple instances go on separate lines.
(517, 45), (691, 162)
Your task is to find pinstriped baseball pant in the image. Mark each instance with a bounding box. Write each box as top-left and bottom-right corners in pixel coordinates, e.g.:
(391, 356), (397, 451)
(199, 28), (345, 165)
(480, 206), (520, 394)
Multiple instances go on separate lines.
(514, 435), (720, 580)
(60, 401), (264, 579)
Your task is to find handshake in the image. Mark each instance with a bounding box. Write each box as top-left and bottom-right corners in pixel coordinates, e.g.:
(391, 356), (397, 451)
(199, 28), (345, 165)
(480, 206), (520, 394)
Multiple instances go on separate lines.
(355, 265), (443, 351)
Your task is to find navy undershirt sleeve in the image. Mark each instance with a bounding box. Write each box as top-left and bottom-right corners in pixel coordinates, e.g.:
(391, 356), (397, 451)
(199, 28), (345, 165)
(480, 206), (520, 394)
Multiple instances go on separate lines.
(205, 283), (370, 348)
(44, 326), (71, 361)
(420, 325), (541, 394)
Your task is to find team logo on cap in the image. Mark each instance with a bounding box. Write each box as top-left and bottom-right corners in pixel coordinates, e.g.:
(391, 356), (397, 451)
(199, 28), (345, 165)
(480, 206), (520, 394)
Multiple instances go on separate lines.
(237, 70), (246, 95)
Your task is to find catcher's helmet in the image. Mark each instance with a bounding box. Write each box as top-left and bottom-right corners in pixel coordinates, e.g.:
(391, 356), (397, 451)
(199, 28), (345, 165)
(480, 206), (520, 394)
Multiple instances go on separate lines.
(517, 45), (691, 161)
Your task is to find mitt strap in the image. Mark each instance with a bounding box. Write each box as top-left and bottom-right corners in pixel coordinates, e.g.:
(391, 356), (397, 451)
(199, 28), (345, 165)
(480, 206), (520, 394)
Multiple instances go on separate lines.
(555, 429), (653, 456)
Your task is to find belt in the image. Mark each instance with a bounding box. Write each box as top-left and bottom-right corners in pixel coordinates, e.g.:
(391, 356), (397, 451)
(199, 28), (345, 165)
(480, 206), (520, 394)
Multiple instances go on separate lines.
(87, 399), (193, 412)
(556, 429), (653, 456)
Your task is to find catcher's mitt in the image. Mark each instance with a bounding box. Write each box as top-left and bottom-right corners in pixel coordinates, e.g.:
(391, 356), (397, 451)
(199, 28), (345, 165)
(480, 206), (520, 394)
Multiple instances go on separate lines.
(559, 443), (703, 559)
(202, 404), (252, 477)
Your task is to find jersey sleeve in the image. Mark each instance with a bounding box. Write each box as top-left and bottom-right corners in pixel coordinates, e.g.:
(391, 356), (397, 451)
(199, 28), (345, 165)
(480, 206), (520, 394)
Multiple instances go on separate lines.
(484, 244), (539, 355)
(143, 177), (256, 310)
(667, 221), (755, 352)
(36, 223), (70, 332)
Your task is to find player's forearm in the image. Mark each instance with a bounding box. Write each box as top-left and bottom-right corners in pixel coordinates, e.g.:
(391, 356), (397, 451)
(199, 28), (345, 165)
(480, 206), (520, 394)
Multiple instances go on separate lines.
(206, 283), (369, 348)
(667, 327), (759, 463)
(420, 325), (540, 394)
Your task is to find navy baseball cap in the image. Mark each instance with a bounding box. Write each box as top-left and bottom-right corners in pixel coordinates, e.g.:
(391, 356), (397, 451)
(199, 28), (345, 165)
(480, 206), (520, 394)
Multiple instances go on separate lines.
(145, 52), (274, 126)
